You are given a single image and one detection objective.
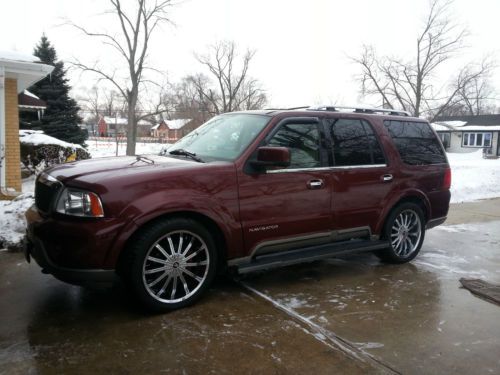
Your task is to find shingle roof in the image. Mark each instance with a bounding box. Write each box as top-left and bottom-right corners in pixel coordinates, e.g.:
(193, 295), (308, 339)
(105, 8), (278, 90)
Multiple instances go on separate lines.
(434, 114), (500, 126)
(18, 90), (46, 108)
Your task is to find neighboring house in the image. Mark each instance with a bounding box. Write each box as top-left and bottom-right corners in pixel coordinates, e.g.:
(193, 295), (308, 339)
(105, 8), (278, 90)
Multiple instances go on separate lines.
(151, 119), (191, 141)
(431, 115), (500, 157)
(18, 90), (46, 127)
(0, 51), (53, 199)
(80, 112), (97, 136)
(97, 116), (151, 137)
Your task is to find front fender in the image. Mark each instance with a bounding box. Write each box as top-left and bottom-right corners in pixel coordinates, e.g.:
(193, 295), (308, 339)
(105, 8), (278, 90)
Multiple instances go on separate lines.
(102, 189), (242, 268)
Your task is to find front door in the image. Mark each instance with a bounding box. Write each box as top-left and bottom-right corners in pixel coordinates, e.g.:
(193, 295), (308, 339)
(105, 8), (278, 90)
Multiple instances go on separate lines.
(237, 119), (332, 257)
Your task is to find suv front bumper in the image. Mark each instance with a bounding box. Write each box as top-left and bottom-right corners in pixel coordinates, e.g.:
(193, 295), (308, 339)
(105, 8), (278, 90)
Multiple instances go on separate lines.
(24, 205), (117, 286)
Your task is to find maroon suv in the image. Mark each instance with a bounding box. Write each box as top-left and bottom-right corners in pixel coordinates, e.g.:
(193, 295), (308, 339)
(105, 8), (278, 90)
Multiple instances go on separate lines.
(25, 107), (451, 311)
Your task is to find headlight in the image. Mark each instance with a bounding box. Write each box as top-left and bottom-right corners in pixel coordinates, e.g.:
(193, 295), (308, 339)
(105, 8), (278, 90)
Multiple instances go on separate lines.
(55, 188), (104, 217)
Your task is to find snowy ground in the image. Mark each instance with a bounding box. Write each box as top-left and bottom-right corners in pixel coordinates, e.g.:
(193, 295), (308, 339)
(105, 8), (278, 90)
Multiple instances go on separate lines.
(447, 150), (500, 203)
(85, 140), (169, 158)
(0, 143), (498, 249)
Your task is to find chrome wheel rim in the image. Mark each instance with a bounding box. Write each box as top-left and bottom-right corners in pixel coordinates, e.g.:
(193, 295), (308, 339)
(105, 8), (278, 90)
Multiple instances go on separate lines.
(142, 230), (210, 304)
(390, 209), (422, 257)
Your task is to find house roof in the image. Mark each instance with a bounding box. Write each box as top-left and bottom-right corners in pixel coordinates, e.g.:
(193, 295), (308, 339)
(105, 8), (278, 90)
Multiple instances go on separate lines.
(434, 115), (500, 126)
(102, 116), (150, 126)
(18, 90), (46, 109)
(431, 120), (500, 132)
(0, 51), (54, 93)
(160, 118), (191, 130)
(151, 123), (162, 130)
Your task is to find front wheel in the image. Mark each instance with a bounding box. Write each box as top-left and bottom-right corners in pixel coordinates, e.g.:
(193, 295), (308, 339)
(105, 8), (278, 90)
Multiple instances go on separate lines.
(377, 203), (425, 264)
(127, 218), (217, 312)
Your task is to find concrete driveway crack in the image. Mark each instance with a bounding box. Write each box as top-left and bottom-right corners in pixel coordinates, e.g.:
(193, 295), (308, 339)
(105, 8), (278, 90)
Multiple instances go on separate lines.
(239, 281), (401, 375)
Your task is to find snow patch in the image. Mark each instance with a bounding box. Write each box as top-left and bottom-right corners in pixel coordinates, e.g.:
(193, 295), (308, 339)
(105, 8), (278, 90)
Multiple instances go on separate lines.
(274, 296), (309, 309)
(354, 342), (385, 350)
(19, 130), (84, 149)
(448, 150), (500, 203)
(0, 194), (34, 249)
(0, 51), (40, 63)
(85, 140), (169, 158)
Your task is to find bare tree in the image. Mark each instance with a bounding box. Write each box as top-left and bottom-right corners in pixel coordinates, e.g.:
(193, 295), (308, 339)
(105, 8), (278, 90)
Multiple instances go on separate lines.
(193, 40), (267, 114)
(78, 86), (101, 135)
(236, 78), (268, 111)
(167, 75), (213, 124)
(352, 0), (493, 119)
(101, 89), (125, 117)
(70, 0), (173, 155)
(454, 62), (496, 115)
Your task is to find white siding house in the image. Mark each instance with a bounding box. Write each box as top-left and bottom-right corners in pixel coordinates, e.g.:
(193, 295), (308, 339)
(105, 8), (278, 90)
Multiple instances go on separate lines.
(431, 115), (500, 157)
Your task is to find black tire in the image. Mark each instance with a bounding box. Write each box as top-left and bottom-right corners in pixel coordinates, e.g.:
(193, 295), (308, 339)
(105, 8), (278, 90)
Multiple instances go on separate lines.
(376, 203), (425, 264)
(125, 217), (218, 312)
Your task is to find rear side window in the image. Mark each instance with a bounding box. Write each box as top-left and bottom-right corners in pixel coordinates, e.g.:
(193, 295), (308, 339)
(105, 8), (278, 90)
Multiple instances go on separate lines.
(330, 119), (386, 166)
(267, 123), (321, 169)
(384, 121), (446, 165)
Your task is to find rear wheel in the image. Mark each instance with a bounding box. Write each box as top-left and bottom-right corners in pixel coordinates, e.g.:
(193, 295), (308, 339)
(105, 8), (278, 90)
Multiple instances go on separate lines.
(377, 203), (425, 263)
(126, 218), (217, 312)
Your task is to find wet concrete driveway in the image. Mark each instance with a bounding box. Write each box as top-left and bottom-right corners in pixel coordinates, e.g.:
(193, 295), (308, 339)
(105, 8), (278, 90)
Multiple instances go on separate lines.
(1, 220), (500, 374)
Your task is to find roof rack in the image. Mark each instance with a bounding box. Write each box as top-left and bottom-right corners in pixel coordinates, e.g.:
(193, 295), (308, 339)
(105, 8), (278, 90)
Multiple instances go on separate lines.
(264, 106), (310, 111)
(306, 105), (411, 117)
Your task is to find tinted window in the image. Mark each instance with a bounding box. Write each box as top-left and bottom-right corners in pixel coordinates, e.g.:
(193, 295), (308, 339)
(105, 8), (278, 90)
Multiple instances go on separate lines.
(331, 119), (386, 166)
(267, 123), (321, 168)
(384, 121), (446, 165)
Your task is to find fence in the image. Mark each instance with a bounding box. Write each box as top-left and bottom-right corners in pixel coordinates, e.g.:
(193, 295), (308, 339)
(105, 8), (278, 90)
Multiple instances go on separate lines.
(88, 136), (175, 144)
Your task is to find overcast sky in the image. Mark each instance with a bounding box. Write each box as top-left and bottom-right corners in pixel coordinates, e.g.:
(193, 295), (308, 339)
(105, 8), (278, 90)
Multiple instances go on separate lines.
(2, 0), (500, 109)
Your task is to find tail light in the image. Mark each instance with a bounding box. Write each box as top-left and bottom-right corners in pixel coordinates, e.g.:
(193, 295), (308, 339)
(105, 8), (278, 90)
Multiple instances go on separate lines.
(443, 167), (452, 190)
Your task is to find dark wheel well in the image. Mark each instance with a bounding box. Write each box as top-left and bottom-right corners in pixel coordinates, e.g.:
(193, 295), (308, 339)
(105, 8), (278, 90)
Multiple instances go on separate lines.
(116, 211), (228, 278)
(381, 197), (428, 239)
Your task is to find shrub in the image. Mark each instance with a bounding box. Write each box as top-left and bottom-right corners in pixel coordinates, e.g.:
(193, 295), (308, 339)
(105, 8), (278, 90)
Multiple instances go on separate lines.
(19, 130), (91, 175)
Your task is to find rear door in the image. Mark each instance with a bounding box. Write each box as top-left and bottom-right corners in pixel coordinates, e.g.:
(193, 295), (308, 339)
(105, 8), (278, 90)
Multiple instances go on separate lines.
(237, 117), (333, 257)
(325, 118), (397, 235)
(383, 120), (450, 219)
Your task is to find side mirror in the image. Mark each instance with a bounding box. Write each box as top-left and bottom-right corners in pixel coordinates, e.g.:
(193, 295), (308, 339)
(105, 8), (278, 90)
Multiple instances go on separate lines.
(251, 146), (290, 169)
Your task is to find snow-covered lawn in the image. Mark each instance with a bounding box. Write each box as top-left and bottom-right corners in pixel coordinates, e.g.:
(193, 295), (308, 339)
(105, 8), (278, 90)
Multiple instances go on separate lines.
(448, 150), (499, 203)
(0, 177), (35, 249)
(0, 144), (498, 250)
(85, 140), (169, 158)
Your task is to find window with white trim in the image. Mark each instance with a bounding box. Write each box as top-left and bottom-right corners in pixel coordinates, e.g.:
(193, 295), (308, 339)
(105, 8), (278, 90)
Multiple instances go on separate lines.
(462, 132), (492, 147)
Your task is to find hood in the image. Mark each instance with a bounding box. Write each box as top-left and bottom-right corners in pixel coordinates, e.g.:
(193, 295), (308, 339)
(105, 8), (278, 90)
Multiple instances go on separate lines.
(47, 155), (198, 183)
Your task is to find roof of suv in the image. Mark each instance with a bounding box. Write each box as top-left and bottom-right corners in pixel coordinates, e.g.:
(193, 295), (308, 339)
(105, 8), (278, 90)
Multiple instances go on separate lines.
(231, 106), (424, 122)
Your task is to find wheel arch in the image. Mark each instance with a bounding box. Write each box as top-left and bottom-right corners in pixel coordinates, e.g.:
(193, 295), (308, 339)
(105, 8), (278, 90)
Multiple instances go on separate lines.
(116, 210), (229, 278)
(377, 192), (430, 237)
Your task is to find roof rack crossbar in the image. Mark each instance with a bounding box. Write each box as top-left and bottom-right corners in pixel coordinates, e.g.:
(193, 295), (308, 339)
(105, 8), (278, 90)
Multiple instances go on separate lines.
(306, 105), (411, 117)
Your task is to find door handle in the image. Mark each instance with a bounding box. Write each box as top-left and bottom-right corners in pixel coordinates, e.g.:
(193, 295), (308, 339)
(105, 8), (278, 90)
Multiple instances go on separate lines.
(382, 174), (393, 182)
(307, 179), (324, 189)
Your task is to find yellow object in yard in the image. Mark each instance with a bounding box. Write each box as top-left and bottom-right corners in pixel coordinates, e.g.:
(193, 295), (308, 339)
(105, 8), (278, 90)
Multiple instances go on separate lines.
(66, 152), (77, 162)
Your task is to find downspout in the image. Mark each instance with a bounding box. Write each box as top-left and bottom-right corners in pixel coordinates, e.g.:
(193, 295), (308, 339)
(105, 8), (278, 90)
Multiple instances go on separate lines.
(0, 66), (21, 197)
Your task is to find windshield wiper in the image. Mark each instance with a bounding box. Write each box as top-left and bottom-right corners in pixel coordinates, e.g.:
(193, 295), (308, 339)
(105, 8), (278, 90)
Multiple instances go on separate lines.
(168, 149), (204, 163)
(131, 155), (155, 165)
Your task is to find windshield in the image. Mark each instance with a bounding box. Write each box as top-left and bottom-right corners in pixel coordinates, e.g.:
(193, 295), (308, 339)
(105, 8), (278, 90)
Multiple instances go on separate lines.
(168, 114), (270, 161)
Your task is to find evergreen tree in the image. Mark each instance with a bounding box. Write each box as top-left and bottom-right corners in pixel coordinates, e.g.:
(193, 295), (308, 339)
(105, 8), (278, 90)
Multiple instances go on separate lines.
(29, 35), (87, 145)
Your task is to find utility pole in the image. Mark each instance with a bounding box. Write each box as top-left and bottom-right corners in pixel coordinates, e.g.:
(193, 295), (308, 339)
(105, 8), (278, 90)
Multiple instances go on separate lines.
(115, 112), (119, 157)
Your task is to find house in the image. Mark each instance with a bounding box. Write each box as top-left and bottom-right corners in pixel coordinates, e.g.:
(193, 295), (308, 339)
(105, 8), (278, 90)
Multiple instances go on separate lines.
(18, 90), (46, 128)
(151, 119), (191, 142)
(431, 115), (500, 157)
(0, 51), (53, 199)
(97, 116), (152, 137)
